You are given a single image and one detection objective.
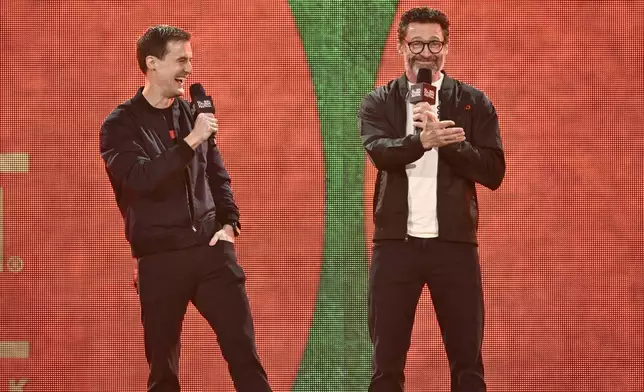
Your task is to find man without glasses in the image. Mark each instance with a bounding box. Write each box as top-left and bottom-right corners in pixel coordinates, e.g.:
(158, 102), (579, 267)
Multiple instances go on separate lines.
(100, 25), (272, 392)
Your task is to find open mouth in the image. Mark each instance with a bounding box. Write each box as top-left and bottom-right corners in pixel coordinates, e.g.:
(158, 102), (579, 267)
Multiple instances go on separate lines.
(175, 77), (186, 86)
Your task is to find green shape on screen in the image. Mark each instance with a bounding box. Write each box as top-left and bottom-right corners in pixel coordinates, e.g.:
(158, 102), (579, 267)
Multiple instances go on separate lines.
(288, 1), (399, 390)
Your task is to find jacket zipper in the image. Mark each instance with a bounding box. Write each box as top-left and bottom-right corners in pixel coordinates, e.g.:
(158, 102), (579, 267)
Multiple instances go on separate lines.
(184, 168), (196, 232)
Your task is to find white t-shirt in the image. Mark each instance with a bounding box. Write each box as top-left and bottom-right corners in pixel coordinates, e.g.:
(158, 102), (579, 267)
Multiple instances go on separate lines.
(405, 73), (444, 238)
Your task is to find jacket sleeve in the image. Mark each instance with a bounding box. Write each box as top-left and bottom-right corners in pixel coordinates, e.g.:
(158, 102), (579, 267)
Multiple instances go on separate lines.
(439, 95), (506, 190)
(359, 91), (426, 171)
(100, 109), (195, 196)
(206, 143), (240, 227)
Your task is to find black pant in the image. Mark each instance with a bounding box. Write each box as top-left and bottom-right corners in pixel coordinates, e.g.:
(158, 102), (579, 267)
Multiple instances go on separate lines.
(368, 237), (485, 392)
(137, 242), (271, 392)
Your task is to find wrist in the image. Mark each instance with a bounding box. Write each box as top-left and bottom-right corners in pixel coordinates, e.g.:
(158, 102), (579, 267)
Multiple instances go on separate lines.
(416, 133), (432, 151)
(184, 133), (202, 150)
(226, 221), (240, 237)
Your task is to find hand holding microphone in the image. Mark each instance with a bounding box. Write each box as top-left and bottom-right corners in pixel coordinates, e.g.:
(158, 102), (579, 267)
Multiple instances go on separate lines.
(186, 114), (217, 148)
(410, 68), (465, 149)
(412, 101), (438, 131)
(184, 83), (218, 150)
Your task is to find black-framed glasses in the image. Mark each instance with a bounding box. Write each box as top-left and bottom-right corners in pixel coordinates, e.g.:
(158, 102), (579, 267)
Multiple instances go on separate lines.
(405, 40), (444, 54)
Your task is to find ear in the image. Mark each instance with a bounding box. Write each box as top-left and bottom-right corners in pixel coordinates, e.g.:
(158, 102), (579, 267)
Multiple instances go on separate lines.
(396, 41), (403, 55)
(145, 56), (156, 71)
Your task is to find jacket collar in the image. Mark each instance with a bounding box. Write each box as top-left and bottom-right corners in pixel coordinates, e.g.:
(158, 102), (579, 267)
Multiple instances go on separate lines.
(439, 72), (454, 104)
(131, 87), (182, 113)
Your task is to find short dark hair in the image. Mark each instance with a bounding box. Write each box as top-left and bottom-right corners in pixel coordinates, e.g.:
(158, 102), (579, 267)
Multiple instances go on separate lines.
(136, 25), (191, 74)
(398, 7), (450, 44)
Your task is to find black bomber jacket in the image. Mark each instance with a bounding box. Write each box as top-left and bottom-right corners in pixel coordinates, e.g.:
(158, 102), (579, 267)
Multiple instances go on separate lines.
(100, 88), (239, 257)
(359, 72), (505, 244)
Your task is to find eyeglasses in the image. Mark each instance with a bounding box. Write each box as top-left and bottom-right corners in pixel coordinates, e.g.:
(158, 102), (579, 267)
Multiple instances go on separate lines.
(405, 40), (444, 55)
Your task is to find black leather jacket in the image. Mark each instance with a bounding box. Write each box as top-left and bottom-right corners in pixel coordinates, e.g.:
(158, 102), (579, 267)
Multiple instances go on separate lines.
(359, 72), (505, 244)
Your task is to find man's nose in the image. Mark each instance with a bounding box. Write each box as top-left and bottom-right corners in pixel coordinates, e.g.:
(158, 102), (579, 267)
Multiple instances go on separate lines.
(420, 45), (433, 57)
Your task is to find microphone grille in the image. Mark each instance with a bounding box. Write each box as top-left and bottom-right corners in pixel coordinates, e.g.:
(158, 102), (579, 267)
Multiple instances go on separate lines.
(189, 83), (206, 98)
(417, 68), (431, 83)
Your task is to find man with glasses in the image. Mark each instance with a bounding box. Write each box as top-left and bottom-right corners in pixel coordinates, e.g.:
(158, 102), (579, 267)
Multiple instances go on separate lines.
(359, 7), (505, 392)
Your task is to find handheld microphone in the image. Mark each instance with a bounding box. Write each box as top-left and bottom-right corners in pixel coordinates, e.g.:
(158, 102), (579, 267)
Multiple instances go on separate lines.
(189, 83), (216, 146)
(408, 68), (436, 134)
